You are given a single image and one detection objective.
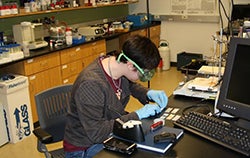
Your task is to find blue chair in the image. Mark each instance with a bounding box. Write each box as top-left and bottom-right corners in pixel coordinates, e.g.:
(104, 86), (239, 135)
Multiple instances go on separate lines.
(33, 84), (73, 158)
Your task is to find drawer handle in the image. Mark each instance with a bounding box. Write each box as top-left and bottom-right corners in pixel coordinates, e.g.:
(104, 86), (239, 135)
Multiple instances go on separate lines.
(40, 61), (48, 67)
(70, 53), (77, 57)
(63, 79), (69, 84)
(62, 65), (68, 69)
(70, 67), (76, 72)
(75, 47), (81, 52)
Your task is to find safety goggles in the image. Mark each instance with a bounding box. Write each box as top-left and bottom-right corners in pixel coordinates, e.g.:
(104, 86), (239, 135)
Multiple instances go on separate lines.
(117, 52), (155, 82)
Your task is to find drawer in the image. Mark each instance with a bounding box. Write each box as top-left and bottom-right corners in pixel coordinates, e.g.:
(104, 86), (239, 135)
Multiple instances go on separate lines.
(61, 60), (83, 79)
(83, 40), (106, 57)
(62, 74), (79, 84)
(24, 52), (60, 75)
(60, 46), (85, 64)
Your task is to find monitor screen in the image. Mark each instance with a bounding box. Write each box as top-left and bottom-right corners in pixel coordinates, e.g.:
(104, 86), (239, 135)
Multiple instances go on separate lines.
(217, 37), (250, 130)
(231, 4), (250, 21)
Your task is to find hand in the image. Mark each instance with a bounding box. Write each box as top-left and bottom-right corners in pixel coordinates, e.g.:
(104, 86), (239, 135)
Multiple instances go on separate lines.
(135, 104), (161, 120)
(147, 90), (168, 109)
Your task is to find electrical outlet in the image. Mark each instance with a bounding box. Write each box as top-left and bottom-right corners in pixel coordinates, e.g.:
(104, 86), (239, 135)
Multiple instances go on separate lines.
(182, 15), (188, 20)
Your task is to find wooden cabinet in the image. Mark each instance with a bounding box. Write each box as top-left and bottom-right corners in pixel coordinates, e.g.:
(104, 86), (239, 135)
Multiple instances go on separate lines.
(1, 40), (106, 122)
(1, 52), (62, 122)
(28, 66), (62, 122)
(149, 25), (161, 47)
(130, 28), (147, 37)
(25, 53), (62, 122)
(60, 46), (85, 84)
(119, 25), (161, 49)
(60, 39), (106, 84)
(0, 26), (157, 123)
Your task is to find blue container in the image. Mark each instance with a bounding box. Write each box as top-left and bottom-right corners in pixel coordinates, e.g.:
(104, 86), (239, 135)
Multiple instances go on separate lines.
(126, 14), (153, 27)
(72, 36), (85, 45)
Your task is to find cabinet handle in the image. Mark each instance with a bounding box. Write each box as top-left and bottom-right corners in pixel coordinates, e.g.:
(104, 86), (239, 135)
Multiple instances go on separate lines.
(63, 79), (69, 84)
(70, 67), (76, 72)
(70, 53), (77, 57)
(92, 47), (97, 52)
(27, 59), (34, 63)
(62, 64), (68, 69)
(40, 61), (48, 67)
(75, 47), (81, 52)
(82, 61), (85, 68)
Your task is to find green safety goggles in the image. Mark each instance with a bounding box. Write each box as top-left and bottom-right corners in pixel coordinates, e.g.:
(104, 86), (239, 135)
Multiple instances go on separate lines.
(117, 52), (155, 82)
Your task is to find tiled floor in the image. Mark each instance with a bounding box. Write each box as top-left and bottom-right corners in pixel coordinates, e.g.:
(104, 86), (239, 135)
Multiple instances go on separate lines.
(0, 66), (184, 158)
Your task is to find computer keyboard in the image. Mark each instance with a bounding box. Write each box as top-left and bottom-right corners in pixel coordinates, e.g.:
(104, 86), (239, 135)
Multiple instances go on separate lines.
(173, 111), (250, 156)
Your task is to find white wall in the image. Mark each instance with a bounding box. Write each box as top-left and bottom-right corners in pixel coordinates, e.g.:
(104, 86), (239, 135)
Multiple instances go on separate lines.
(129, 0), (237, 62)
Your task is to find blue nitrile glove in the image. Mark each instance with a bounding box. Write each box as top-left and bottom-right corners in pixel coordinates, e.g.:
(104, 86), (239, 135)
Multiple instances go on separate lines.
(135, 104), (162, 120)
(147, 90), (168, 109)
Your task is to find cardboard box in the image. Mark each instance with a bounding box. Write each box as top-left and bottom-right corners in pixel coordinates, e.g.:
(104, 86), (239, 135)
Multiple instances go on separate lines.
(177, 52), (203, 71)
(0, 75), (33, 143)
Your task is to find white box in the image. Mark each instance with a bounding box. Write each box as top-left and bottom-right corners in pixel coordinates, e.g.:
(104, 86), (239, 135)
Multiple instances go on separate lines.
(0, 75), (34, 143)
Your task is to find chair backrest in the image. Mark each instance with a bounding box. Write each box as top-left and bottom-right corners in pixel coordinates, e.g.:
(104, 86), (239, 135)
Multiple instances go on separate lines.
(35, 84), (73, 143)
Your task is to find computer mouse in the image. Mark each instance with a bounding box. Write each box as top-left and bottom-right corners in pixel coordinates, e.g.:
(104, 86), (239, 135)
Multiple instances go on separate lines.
(154, 132), (176, 143)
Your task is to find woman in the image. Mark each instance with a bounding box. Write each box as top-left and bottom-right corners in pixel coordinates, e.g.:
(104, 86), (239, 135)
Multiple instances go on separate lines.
(64, 35), (168, 158)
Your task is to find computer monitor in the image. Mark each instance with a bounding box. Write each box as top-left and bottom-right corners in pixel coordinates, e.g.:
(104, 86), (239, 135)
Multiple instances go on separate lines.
(217, 37), (250, 130)
(231, 4), (250, 21)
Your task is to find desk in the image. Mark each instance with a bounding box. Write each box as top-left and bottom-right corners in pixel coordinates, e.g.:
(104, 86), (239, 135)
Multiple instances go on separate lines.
(94, 95), (247, 158)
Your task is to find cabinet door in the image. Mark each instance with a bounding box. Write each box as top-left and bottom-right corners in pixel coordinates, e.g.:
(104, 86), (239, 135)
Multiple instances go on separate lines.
(151, 36), (160, 47)
(150, 25), (161, 47)
(82, 55), (94, 68)
(28, 66), (62, 122)
(130, 29), (147, 37)
(150, 25), (161, 38)
(61, 59), (83, 79)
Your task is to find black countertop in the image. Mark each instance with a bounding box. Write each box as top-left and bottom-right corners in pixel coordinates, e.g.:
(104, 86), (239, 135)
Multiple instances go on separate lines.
(0, 22), (161, 68)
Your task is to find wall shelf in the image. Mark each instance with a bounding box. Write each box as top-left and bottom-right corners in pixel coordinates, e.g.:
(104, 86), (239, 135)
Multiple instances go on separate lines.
(0, 1), (138, 19)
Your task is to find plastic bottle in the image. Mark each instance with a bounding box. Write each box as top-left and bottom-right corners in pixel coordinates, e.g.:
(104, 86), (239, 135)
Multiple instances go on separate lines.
(11, 2), (18, 14)
(158, 40), (170, 70)
(65, 27), (72, 45)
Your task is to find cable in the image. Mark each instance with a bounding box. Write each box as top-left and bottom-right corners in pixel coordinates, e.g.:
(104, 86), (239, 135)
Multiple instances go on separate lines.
(218, 0), (223, 29)
(218, 0), (230, 22)
(180, 98), (212, 116)
(181, 104), (212, 116)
